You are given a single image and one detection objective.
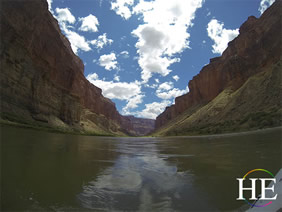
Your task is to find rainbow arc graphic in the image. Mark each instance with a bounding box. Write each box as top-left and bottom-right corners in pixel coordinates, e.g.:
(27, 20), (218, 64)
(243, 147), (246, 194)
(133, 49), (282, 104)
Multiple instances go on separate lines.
(242, 169), (274, 208)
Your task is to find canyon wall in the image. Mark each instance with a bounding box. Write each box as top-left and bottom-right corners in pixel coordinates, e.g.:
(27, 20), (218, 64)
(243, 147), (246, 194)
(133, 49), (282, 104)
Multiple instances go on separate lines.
(122, 116), (155, 136)
(155, 0), (281, 132)
(0, 0), (154, 136)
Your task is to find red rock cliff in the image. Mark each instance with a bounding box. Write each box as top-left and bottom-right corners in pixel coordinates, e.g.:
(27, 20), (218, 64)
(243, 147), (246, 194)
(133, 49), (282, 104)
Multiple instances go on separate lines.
(0, 0), (148, 135)
(122, 116), (155, 136)
(155, 0), (281, 129)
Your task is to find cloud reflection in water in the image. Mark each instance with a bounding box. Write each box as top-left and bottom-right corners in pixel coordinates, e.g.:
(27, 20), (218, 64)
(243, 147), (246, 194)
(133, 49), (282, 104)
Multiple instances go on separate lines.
(77, 139), (200, 211)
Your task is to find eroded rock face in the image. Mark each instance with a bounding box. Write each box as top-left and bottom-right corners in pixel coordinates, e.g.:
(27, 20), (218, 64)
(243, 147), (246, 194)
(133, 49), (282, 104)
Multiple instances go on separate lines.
(122, 116), (155, 136)
(155, 0), (281, 129)
(0, 0), (150, 135)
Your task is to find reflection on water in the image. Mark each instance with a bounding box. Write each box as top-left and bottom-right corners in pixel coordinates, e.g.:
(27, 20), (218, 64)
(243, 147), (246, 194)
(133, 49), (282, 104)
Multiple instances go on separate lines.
(77, 139), (211, 211)
(1, 126), (281, 211)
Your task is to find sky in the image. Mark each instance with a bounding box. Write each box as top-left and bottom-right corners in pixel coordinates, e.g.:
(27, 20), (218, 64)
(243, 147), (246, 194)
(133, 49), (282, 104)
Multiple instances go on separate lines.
(47, 0), (275, 119)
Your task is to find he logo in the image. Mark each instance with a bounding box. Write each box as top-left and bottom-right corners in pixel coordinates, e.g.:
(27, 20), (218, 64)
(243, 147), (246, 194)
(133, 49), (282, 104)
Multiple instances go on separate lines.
(237, 169), (277, 208)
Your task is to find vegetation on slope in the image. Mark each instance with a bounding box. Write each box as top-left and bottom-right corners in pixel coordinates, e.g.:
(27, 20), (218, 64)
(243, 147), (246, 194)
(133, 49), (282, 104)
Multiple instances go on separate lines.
(152, 61), (282, 136)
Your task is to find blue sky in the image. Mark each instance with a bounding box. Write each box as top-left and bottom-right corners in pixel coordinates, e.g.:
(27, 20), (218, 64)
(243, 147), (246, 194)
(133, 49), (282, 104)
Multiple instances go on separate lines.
(47, 0), (274, 119)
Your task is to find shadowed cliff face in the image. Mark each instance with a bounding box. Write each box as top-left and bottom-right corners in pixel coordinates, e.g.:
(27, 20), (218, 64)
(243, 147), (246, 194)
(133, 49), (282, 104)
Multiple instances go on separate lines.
(0, 0), (154, 136)
(155, 0), (282, 134)
(122, 116), (155, 136)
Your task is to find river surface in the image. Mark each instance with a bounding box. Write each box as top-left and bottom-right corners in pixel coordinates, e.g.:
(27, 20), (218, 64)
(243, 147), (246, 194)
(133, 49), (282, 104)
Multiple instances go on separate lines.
(1, 126), (281, 211)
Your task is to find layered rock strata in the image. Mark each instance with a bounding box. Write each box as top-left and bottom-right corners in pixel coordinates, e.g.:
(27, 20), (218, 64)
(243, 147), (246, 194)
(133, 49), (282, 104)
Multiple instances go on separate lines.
(155, 0), (281, 133)
(0, 0), (154, 136)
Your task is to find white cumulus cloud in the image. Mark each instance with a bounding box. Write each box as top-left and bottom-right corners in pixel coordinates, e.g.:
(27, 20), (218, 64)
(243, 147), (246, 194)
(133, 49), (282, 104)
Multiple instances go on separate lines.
(65, 30), (92, 53)
(172, 75), (180, 81)
(132, 0), (204, 82)
(158, 82), (174, 91)
(99, 53), (118, 71)
(156, 82), (188, 100)
(207, 19), (239, 54)
(55, 8), (76, 24)
(87, 73), (144, 115)
(156, 87), (188, 100)
(87, 74), (141, 100)
(258, 0), (275, 14)
(79, 14), (99, 32)
(123, 94), (145, 113)
(136, 100), (171, 119)
(114, 75), (120, 81)
(54, 8), (92, 54)
(111, 0), (135, 20)
(59, 23), (91, 54)
(90, 33), (113, 49)
(88, 73), (99, 80)
(47, 0), (53, 12)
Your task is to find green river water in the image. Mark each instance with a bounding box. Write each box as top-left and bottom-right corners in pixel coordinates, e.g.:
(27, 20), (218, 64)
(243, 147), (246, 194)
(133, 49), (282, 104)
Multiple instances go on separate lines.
(1, 126), (281, 211)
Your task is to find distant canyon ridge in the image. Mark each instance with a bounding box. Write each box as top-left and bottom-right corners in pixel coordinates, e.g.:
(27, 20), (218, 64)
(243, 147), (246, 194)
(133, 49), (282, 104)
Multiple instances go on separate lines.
(1, 0), (281, 136)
